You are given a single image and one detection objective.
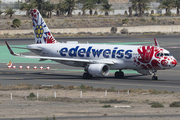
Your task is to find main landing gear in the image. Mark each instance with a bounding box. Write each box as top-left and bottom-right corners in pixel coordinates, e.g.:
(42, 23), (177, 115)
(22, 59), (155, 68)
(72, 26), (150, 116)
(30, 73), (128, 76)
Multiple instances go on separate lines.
(151, 70), (158, 80)
(114, 70), (124, 78)
(83, 72), (92, 79)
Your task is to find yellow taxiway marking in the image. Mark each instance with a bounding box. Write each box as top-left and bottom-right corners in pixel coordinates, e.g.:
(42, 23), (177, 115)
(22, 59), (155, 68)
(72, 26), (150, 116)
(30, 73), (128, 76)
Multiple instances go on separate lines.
(41, 73), (53, 75)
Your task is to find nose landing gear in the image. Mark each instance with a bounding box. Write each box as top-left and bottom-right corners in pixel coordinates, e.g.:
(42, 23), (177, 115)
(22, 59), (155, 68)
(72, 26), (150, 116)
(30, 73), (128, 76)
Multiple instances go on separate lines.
(152, 75), (158, 80)
(115, 70), (124, 78)
(151, 70), (158, 80)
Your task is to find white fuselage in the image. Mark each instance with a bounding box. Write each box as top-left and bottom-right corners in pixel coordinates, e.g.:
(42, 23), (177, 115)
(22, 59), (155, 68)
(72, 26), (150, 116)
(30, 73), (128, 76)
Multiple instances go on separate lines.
(28, 43), (138, 70)
(27, 43), (177, 71)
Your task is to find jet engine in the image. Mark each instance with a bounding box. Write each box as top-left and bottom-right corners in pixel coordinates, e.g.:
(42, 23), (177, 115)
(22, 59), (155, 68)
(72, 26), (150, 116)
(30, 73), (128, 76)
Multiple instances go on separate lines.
(86, 64), (110, 77)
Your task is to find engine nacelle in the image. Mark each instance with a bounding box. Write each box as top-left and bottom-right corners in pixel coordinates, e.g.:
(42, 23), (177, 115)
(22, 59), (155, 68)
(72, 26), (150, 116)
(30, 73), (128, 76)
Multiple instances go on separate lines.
(87, 64), (110, 77)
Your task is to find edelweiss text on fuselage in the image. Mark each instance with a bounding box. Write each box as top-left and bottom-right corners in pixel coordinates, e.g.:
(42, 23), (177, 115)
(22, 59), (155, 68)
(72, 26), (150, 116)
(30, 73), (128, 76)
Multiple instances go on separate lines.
(59, 46), (133, 59)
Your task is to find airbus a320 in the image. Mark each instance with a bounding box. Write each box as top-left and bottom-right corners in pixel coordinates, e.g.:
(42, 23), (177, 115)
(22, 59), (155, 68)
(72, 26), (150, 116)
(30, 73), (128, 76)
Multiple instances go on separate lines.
(5, 9), (177, 80)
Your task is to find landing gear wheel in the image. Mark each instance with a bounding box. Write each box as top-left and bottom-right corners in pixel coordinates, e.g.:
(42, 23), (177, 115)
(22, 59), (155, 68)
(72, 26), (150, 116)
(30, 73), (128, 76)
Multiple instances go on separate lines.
(83, 73), (92, 79)
(115, 71), (124, 78)
(150, 70), (158, 80)
(115, 72), (119, 78)
(152, 76), (158, 80)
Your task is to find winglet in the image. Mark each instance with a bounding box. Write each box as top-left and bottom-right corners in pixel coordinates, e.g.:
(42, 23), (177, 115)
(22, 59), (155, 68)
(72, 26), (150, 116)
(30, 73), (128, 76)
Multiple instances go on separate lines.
(154, 38), (159, 47)
(5, 41), (16, 56)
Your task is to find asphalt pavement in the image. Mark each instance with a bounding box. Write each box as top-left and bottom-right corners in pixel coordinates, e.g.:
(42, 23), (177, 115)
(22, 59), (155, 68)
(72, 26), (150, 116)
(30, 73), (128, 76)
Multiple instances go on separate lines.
(0, 35), (180, 92)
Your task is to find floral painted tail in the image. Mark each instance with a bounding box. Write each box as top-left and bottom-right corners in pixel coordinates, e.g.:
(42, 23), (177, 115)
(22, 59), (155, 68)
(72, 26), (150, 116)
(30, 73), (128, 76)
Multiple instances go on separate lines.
(30, 9), (58, 44)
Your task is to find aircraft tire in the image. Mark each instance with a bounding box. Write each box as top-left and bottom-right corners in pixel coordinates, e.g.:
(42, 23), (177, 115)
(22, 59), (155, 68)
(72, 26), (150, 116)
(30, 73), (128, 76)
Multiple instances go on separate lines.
(120, 71), (124, 78)
(152, 76), (158, 80)
(88, 74), (93, 79)
(115, 71), (124, 78)
(115, 72), (120, 78)
(83, 73), (92, 79)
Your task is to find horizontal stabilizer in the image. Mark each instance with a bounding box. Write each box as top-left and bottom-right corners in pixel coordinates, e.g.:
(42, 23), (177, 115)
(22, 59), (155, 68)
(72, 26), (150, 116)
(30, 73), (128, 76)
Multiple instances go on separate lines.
(5, 41), (17, 56)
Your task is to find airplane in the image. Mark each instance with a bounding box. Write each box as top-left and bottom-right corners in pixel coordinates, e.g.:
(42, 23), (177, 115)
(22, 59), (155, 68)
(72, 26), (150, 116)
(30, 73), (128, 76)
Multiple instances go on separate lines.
(5, 9), (177, 80)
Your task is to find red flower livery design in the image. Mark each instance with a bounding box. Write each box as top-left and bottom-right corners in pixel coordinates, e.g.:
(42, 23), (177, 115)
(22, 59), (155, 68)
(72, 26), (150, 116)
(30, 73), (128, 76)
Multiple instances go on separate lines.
(44, 32), (57, 44)
(133, 46), (177, 70)
(30, 9), (58, 44)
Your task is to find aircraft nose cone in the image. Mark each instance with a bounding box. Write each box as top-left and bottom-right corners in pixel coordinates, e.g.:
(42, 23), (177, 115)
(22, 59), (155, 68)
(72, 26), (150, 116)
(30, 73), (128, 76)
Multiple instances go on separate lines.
(171, 59), (177, 67)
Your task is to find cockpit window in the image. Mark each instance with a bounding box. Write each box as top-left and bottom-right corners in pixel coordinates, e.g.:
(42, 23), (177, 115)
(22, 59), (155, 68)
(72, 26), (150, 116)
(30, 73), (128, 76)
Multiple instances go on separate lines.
(156, 53), (171, 57)
(160, 53), (163, 57)
(156, 53), (160, 57)
(164, 53), (170, 56)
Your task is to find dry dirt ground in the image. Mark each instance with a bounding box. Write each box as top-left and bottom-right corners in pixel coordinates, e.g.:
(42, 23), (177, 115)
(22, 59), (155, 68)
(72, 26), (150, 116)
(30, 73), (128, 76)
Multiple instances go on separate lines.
(0, 89), (180, 120)
(1, 14), (180, 30)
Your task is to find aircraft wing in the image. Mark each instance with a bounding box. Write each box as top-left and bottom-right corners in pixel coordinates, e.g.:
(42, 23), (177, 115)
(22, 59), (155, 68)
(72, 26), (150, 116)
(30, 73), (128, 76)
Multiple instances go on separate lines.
(21, 55), (114, 64)
(5, 41), (114, 65)
(12, 46), (42, 51)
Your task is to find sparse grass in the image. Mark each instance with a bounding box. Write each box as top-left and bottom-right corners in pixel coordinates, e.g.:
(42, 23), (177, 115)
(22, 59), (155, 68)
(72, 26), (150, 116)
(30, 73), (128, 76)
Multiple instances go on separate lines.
(0, 83), (177, 96)
(151, 16), (156, 22)
(45, 20), (49, 23)
(68, 85), (74, 90)
(97, 15), (104, 18)
(122, 18), (129, 24)
(22, 20), (28, 23)
(140, 18), (146, 22)
(53, 84), (64, 89)
(79, 84), (86, 89)
(151, 14), (163, 17)
(131, 18), (134, 21)
(150, 102), (164, 108)
(102, 105), (111, 108)
(108, 87), (116, 92)
(163, 90), (170, 94)
(149, 89), (162, 94)
(64, 19), (71, 22)
(44, 88), (50, 90)
(144, 99), (150, 103)
(170, 102), (180, 107)
(155, 32), (166, 35)
(100, 99), (129, 104)
(51, 19), (55, 22)
(28, 92), (36, 98)
(6, 21), (11, 25)
(0, 83), (32, 90)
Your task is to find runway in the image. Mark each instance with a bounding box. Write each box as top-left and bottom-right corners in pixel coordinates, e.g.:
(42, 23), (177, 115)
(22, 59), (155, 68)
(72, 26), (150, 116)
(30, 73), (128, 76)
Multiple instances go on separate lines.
(0, 35), (180, 92)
